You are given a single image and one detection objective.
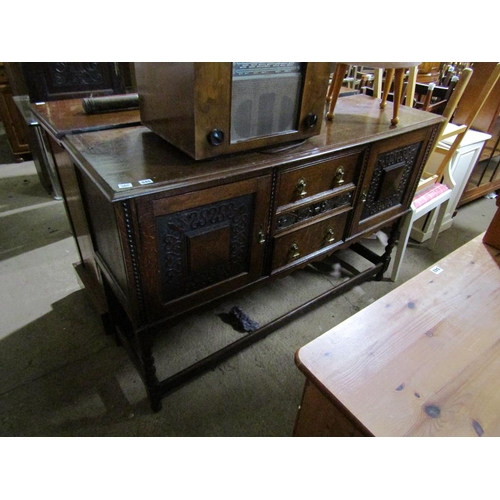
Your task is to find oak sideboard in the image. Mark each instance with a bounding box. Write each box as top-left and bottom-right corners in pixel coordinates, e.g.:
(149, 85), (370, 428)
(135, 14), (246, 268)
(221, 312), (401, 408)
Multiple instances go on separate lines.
(32, 94), (443, 411)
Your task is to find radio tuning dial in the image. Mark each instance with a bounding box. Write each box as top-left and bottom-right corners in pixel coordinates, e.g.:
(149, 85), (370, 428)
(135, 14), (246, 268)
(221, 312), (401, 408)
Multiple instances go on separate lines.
(207, 128), (225, 146)
(304, 113), (318, 128)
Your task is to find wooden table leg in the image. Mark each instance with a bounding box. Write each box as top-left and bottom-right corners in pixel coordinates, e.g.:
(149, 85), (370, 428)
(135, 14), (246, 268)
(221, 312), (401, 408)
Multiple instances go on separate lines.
(391, 68), (406, 126)
(380, 68), (394, 110)
(327, 63), (349, 120)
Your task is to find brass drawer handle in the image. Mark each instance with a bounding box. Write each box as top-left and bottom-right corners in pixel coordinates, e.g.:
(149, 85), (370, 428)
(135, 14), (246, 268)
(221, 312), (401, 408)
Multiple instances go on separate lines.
(289, 243), (300, 260)
(296, 178), (307, 198)
(257, 230), (266, 244)
(325, 228), (335, 243)
(335, 166), (345, 186)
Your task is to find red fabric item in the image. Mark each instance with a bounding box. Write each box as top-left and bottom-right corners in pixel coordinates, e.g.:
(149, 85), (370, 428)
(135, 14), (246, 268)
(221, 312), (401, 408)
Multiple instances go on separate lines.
(413, 183), (450, 209)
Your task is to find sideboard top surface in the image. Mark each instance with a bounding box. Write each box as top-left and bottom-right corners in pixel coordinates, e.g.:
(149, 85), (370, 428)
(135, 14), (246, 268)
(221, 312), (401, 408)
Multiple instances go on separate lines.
(61, 94), (443, 200)
(31, 97), (141, 139)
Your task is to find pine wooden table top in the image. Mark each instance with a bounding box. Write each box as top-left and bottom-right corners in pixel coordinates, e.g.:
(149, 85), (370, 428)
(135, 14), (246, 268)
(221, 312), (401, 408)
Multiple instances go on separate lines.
(295, 233), (500, 436)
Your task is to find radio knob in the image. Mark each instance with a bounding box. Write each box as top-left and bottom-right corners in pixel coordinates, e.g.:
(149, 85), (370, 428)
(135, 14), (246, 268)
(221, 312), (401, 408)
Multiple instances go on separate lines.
(207, 129), (225, 146)
(304, 113), (318, 128)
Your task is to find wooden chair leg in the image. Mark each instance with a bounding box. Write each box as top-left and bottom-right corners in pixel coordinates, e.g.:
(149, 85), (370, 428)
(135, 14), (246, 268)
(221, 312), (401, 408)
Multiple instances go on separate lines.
(380, 68), (395, 110)
(391, 210), (414, 282)
(391, 68), (406, 125)
(428, 199), (450, 249)
(327, 63), (349, 120)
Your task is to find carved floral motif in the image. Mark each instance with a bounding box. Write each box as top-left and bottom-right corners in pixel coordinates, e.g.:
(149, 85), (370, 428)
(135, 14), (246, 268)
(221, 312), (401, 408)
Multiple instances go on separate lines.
(156, 195), (253, 301)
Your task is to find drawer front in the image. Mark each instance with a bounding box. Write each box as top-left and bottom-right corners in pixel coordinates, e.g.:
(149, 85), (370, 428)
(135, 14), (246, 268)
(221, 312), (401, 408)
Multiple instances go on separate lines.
(275, 189), (354, 233)
(272, 210), (349, 272)
(276, 151), (362, 209)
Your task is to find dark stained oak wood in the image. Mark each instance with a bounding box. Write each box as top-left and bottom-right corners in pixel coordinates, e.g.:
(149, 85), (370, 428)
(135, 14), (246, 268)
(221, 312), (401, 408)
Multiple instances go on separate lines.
(30, 98), (140, 139)
(62, 94), (443, 202)
(0, 68), (30, 158)
(35, 92), (444, 411)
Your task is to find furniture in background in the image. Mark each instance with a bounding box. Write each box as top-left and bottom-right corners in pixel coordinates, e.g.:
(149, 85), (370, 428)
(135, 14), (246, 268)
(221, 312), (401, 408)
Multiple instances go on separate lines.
(413, 79), (458, 114)
(13, 96), (63, 199)
(340, 65), (374, 90)
(294, 232), (500, 437)
(416, 62), (441, 83)
(410, 126), (491, 243)
(31, 93), (442, 412)
(391, 65), (500, 281)
(326, 63), (420, 125)
(390, 159), (453, 282)
(455, 62), (500, 205)
(20, 62), (133, 102)
(30, 98), (141, 312)
(1, 63), (135, 197)
(0, 62), (30, 160)
(413, 82), (436, 110)
(483, 195), (500, 249)
(390, 68), (474, 281)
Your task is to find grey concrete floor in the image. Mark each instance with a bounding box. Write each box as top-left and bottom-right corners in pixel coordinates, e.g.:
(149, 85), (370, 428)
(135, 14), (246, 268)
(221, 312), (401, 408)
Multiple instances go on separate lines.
(0, 152), (497, 437)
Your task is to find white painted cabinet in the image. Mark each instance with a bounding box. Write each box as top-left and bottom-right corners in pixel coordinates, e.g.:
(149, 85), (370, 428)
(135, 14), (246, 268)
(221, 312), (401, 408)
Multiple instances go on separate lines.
(411, 124), (491, 242)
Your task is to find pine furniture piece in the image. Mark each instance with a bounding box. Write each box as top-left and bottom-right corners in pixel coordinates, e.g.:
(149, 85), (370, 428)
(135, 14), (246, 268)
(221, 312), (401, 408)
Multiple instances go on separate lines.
(294, 232), (500, 437)
(327, 63), (420, 125)
(31, 93), (442, 412)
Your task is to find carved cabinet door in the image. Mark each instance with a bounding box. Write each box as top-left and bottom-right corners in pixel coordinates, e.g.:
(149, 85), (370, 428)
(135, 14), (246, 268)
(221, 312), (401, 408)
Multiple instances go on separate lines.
(348, 127), (435, 238)
(134, 174), (272, 322)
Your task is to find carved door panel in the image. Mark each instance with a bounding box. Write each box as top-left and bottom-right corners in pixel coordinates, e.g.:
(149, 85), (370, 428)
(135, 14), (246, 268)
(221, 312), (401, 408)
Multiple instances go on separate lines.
(348, 127), (436, 238)
(135, 175), (272, 321)
(20, 62), (128, 101)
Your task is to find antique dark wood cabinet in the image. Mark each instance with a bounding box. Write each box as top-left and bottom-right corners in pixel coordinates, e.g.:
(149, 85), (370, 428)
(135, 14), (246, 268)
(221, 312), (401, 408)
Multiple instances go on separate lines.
(20, 62), (132, 102)
(32, 94), (442, 411)
(0, 62), (30, 159)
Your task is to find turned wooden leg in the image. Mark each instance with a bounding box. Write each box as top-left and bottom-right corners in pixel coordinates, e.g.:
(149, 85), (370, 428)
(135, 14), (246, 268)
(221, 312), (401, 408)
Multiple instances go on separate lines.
(377, 220), (401, 281)
(380, 68), (394, 110)
(140, 335), (162, 412)
(327, 63), (349, 120)
(391, 68), (405, 126)
(101, 312), (122, 346)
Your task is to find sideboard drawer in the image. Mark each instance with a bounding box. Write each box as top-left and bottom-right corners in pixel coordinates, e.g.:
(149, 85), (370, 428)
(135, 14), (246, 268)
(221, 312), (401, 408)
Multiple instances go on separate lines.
(275, 150), (362, 209)
(271, 210), (349, 273)
(274, 188), (354, 233)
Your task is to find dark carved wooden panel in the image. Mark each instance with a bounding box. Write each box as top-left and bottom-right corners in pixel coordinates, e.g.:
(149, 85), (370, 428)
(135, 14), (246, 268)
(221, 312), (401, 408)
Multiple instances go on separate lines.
(361, 142), (421, 219)
(156, 194), (254, 302)
(51, 63), (106, 87)
(21, 62), (127, 102)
